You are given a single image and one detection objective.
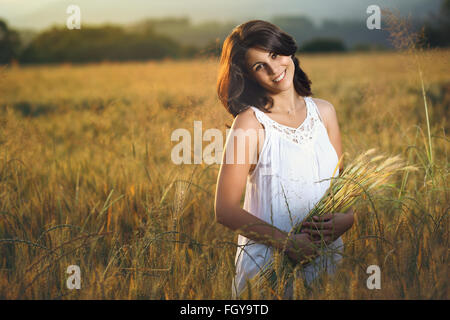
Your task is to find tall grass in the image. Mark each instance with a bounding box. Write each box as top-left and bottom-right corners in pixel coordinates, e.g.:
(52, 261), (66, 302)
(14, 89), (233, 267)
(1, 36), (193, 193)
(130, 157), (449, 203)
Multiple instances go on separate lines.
(0, 11), (448, 299)
(251, 149), (419, 294)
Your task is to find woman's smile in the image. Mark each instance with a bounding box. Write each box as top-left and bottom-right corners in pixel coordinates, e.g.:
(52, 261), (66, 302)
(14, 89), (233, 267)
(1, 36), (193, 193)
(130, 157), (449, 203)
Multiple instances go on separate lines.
(272, 69), (286, 83)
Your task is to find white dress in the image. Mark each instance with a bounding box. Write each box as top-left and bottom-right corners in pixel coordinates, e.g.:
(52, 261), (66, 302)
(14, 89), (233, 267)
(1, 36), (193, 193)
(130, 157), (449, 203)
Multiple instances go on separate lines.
(232, 96), (344, 299)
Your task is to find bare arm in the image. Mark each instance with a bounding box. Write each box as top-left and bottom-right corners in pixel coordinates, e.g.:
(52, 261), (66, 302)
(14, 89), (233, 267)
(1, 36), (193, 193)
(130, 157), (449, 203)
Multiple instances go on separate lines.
(214, 109), (317, 260)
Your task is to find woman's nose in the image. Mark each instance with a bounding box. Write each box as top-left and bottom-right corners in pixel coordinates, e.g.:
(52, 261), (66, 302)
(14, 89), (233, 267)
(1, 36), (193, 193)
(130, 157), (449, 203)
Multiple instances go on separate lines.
(266, 62), (278, 75)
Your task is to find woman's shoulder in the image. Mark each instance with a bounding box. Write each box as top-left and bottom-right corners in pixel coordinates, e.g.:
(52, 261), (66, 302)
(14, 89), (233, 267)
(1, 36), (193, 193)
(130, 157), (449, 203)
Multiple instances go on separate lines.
(310, 97), (338, 130)
(232, 106), (264, 131)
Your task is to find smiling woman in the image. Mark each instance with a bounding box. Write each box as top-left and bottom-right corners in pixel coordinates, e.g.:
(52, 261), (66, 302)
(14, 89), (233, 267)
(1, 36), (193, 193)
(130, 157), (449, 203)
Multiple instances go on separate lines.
(214, 20), (354, 299)
(216, 20), (312, 117)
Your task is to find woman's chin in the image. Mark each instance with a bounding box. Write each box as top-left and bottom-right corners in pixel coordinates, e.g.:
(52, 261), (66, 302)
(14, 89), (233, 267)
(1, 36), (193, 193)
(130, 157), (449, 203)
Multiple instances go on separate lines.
(270, 81), (292, 92)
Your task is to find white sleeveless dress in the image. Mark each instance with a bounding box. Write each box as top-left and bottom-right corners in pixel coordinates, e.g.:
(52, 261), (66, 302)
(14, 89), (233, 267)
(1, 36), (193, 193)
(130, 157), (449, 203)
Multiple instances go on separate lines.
(232, 96), (344, 299)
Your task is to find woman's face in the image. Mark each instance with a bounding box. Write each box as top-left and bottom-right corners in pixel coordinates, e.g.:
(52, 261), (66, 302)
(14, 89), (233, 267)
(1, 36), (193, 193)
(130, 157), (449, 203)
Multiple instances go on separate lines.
(244, 46), (294, 93)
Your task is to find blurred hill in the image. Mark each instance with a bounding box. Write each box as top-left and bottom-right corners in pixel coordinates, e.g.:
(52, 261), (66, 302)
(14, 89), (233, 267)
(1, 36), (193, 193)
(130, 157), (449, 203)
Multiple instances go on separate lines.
(0, 0), (448, 64)
(127, 14), (427, 50)
(2, 0), (441, 31)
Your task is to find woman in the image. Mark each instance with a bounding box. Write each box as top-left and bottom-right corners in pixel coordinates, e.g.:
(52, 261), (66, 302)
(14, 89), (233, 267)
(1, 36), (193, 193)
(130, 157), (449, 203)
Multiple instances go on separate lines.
(214, 20), (354, 299)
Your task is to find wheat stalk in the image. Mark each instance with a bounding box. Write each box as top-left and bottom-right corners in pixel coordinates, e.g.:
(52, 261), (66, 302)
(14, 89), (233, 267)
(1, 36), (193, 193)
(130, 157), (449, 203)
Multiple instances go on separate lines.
(250, 148), (419, 293)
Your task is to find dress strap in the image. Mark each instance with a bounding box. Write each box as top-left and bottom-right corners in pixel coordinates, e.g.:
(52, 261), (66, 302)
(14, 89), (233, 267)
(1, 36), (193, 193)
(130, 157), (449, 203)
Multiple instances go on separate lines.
(249, 106), (272, 128)
(306, 97), (325, 125)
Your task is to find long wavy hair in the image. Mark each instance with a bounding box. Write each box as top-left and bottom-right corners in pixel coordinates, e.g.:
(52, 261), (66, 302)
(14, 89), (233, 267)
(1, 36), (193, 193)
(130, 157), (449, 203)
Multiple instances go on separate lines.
(216, 20), (313, 118)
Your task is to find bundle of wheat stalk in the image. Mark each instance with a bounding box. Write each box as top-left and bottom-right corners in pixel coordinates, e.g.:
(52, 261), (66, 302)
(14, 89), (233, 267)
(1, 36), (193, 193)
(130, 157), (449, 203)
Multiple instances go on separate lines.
(250, 148), (418, 295)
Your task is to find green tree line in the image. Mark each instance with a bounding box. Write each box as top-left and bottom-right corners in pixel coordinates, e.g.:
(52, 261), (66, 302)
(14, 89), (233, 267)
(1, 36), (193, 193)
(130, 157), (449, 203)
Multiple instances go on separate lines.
(0, 0), (448, 66)
(0, 21), (199, 65)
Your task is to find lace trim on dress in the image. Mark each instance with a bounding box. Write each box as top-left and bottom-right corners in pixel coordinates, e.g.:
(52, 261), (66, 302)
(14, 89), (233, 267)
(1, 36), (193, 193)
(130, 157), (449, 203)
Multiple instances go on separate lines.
(250, 97), (321, 146)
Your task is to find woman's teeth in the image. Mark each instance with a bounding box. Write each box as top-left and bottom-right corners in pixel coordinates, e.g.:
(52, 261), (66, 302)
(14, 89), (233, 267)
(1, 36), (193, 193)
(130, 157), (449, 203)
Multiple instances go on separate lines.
(273, 70), (286, 82)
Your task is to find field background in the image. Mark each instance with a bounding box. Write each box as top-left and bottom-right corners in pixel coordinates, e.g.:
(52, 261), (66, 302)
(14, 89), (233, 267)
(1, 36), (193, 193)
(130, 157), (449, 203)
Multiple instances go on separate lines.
(0, 48), (448, 299)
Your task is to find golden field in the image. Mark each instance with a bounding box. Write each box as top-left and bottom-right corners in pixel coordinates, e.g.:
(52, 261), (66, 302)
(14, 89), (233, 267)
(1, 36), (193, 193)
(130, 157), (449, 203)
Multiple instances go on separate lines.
(0, 47), (448, 299)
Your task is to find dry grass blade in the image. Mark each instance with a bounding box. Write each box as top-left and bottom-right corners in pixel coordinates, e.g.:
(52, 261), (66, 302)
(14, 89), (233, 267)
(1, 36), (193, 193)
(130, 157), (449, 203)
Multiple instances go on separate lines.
(252, 149), (418, 291)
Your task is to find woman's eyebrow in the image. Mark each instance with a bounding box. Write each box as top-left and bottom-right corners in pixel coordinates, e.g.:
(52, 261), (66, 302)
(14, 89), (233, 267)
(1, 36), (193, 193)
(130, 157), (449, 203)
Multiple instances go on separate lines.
(250, 52), (272, 69)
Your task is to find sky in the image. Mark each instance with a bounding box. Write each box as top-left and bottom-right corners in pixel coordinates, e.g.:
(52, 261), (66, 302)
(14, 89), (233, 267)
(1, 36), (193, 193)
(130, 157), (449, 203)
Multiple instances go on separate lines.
(0, 0), (442, 30)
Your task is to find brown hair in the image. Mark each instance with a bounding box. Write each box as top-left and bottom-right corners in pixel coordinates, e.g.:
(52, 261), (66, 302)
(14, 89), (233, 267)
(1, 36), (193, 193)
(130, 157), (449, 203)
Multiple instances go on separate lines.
(216, 19), (313, 118)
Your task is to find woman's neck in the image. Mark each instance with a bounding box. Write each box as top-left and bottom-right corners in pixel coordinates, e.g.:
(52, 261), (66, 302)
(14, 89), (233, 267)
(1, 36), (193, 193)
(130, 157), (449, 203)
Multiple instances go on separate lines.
(267, 88), (304, 114)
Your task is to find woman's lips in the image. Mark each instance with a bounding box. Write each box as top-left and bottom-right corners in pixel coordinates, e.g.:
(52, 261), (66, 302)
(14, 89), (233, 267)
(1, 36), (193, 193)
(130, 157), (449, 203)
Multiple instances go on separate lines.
(273, 69), (286, 82)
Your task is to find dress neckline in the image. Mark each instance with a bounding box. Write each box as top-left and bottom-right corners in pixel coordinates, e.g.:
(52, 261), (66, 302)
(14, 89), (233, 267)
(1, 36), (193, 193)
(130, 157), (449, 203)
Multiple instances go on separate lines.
(255, 96), (310, 131)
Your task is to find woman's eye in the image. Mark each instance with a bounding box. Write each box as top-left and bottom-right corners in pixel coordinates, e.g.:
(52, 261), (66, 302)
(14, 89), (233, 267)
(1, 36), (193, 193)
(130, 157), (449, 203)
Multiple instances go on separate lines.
(271, 53), (278, 59)
(255, 65), (262, 71)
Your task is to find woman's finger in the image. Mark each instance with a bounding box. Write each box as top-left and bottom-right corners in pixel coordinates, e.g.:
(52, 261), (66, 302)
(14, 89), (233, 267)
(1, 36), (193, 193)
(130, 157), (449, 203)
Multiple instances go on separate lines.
(302, 220), (333, 230)
(312, 213), (334, 221)
(304, 228), (332, 236)
(313, 234), (333, 242)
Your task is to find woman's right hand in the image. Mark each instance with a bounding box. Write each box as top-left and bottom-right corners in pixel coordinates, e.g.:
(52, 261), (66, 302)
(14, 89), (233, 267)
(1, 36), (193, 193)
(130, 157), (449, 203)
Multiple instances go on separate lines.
(284, 232), (318, 265)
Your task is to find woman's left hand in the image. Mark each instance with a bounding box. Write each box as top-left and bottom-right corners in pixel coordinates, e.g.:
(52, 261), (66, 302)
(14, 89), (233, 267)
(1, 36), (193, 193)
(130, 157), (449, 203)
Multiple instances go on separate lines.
(299, 207), (354, 245)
